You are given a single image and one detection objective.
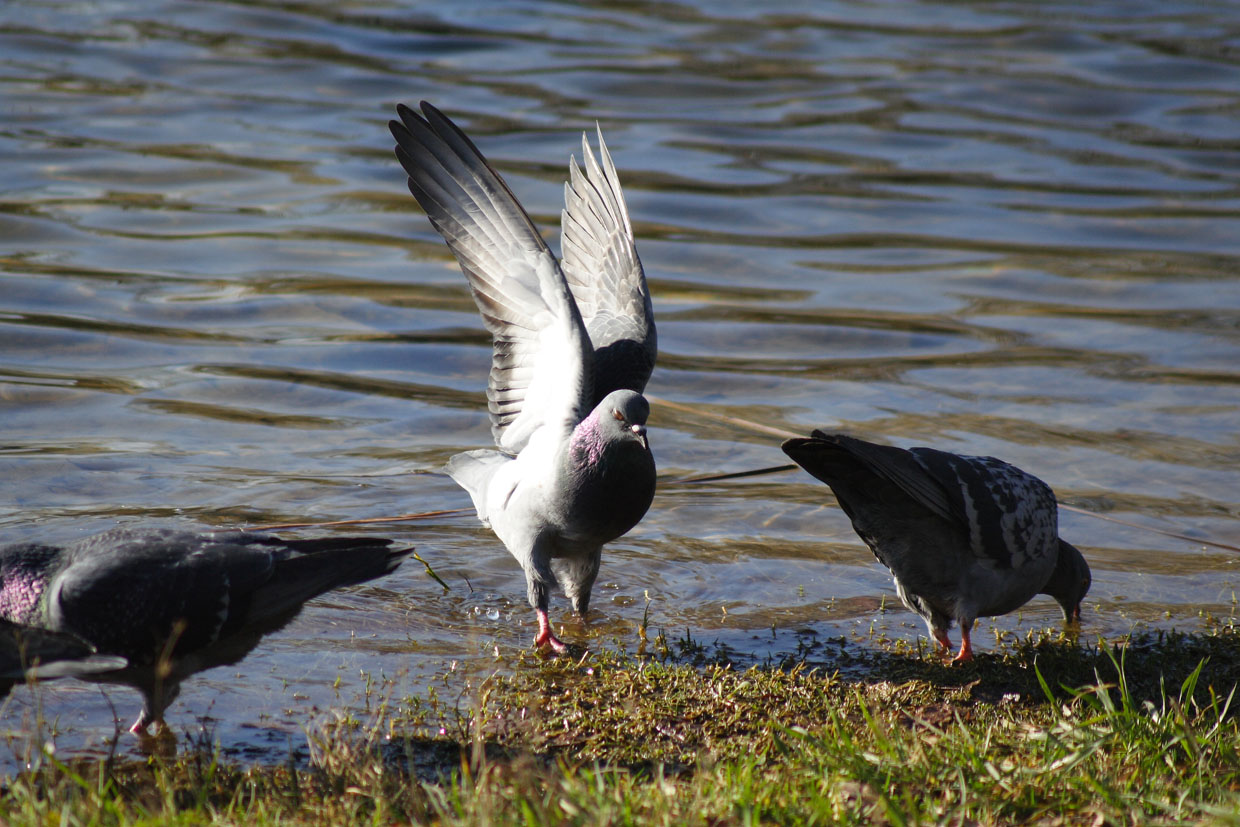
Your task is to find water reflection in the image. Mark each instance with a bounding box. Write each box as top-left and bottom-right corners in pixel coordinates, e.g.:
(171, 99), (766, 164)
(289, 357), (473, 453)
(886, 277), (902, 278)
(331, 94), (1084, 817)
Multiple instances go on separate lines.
(0, 0), (1238, 766)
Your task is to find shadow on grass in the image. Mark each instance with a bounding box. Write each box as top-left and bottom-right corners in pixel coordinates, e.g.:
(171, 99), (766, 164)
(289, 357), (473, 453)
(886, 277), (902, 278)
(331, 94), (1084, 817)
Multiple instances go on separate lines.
(365, 623), (1240, 780)
(4, 625), (1240, 824)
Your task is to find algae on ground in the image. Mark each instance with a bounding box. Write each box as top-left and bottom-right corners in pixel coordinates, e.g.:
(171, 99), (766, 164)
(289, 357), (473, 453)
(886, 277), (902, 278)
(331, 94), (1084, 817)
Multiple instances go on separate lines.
(4, 626), (1240, 825)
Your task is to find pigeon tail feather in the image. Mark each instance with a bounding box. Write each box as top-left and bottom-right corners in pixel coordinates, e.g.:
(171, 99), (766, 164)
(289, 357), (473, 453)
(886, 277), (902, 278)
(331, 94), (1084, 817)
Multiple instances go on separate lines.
(445, 450), (512, 525)
(239, 539), (411, 630)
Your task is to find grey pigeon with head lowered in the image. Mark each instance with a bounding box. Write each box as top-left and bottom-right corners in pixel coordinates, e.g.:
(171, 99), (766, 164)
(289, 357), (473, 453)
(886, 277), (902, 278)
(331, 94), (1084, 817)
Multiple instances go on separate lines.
(389, 102), (656, 653)
(782, 431), (1090, 662)
(0, 618), (126, 697)
(0, 527), (410, 733)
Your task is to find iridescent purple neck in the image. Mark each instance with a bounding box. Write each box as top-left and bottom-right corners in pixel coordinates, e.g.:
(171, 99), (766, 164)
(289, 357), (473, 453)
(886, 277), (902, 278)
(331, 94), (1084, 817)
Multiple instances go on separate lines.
(0, 547), (54, 624)
(0, 569), (45, 624)
(569, 408), (607, 469)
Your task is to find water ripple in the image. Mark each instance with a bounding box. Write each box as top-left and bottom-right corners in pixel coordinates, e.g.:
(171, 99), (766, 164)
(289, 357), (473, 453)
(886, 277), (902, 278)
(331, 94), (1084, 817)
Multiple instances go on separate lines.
(1, 0), (1239, 766)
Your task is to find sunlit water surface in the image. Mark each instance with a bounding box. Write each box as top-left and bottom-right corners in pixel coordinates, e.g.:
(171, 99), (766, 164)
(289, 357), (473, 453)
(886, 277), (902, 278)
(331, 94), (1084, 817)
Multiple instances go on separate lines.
(1, 0), (1239, 768)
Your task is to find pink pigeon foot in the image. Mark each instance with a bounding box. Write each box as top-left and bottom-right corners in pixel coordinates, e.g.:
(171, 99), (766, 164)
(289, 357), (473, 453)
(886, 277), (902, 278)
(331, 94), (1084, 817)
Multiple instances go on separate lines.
(951, 624), (974, 664)
(534, 610), (568, 654)
(130, 713), (171, 736)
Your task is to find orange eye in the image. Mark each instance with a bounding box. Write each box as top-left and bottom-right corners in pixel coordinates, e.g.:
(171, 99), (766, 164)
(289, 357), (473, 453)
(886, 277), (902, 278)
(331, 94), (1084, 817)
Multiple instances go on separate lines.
(612, 409), (625, 422)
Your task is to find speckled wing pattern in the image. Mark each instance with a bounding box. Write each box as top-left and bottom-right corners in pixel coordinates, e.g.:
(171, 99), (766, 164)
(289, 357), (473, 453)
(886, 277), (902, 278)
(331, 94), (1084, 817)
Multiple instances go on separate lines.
(905, 447), (1058, 571)
(390, 102), (593, 454)
(561, 128), (656, 402)
(827, 432), (1058, 571)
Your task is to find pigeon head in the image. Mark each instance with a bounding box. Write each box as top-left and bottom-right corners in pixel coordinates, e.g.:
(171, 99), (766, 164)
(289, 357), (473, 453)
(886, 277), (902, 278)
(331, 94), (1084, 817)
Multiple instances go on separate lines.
(570, 389), (649, 458)
(572, 389), (651, 468)
(599, 389), (650, 451)
(1041, 539), (1091, 623)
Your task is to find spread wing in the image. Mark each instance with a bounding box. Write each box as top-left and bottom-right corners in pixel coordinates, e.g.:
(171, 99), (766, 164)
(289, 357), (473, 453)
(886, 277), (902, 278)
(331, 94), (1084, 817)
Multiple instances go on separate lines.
(390, 102), (593, 453)
(561, 127), (656, 403)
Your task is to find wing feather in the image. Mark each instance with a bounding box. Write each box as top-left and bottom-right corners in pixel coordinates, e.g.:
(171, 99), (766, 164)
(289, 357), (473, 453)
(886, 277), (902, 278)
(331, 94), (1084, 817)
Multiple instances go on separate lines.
(561, 127), (656, 402)
(905, 447), (1058, 570)
(815, 432), (960, 526)
(391, 102), (592, 452)
(792, 432), (1057, 571)
(48, 529), (260, 664)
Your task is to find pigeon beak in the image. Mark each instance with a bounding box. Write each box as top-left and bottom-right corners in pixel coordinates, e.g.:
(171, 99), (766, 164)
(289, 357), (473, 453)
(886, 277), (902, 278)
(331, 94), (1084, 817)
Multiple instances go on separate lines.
(631, 423), (648, 449)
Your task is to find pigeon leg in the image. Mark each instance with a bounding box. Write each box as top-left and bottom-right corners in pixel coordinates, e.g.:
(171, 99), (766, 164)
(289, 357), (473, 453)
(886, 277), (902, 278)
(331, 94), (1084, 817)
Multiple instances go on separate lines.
(951, 623), (974, 663)
(932, 628), (953, 653)
(129, 710), (153, 735)
(534, 609), (568, 654)
(131, 683), (178, 735)
(130, 710), (172, 736)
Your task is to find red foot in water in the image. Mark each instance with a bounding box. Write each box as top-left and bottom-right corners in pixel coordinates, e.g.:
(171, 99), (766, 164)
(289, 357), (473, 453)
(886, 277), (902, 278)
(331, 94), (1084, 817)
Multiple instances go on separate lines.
(534, 609), (568, 654)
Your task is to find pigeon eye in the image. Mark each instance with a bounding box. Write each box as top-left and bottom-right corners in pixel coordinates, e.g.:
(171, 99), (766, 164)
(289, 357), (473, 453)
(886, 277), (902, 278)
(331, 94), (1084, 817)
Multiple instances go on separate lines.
(612, 409), (625, 422)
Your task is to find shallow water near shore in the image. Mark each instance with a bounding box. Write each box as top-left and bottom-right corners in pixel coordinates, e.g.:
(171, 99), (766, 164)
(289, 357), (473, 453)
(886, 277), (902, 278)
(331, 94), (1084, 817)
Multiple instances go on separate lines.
(1, 0), (1239, 769)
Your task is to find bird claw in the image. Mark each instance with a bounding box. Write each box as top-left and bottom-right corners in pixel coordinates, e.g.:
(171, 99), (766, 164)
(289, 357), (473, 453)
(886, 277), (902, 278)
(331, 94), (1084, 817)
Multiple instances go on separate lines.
(130, 711), (171, 737)
(533, 630), (568, 654)
(932, 628), (973, 664)
(132, 719), (176, 756)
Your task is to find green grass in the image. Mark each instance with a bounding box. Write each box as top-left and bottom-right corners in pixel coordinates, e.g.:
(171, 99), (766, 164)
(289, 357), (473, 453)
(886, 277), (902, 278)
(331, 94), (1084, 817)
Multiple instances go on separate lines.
(4, 627), (1240, 825)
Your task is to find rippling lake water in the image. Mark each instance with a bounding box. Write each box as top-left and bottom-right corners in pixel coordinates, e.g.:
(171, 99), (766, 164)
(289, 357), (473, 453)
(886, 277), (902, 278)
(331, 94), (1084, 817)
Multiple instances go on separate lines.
(1, 0), (1239, 766)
